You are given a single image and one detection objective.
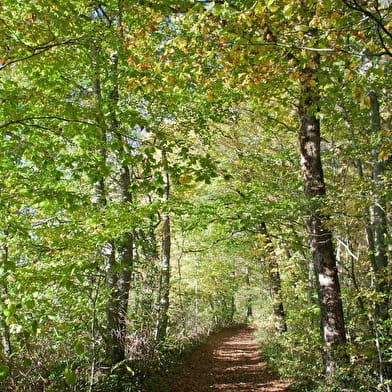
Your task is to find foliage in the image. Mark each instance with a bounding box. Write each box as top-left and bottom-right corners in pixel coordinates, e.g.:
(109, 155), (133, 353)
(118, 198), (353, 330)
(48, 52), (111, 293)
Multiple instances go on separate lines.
(0, 0), (391, 391)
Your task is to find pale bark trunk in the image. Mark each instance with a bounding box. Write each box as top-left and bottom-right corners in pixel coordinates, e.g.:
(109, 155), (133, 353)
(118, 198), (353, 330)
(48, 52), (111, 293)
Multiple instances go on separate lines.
(116, 164), (134, 353)
(155, 149), (171, 341)
(259, 222), (287, 332)
(90, 47), (121, 365)
(104, 47), (134, 364)
(91, 48), (123, 366)
(339, 99), (390, 384)
(105, 242), (124, 364)
(0, 242), (11, 356)
(368, 90), (389, 324)
(368, 90), (390, 385)
(0, 312), (11, 356)
(299, 59), (347, 375)
(245, 267), (253, 322)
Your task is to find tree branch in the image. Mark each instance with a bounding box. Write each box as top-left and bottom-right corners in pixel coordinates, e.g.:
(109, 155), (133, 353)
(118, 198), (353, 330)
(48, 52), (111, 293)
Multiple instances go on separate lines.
(185, 230), (243, 253)
(0, 116), (98, 129)
(0, 38), (84, 71)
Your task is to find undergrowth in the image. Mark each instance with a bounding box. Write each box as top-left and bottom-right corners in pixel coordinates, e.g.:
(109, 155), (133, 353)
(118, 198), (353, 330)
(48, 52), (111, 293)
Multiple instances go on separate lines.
(254, 318), (389, 392)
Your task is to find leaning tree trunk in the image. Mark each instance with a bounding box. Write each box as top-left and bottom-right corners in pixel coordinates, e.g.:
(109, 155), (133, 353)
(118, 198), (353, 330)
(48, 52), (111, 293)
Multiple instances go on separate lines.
(155, 149), (171, 341)
(298, 56), (347, 376)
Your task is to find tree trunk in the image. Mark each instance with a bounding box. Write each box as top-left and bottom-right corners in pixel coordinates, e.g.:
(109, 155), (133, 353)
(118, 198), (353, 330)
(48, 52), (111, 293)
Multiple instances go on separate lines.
(0, 311), (11, 357)
(259, 222), (287, 332)
(155, 149), (171, 341)
(298, 58), (347, 375)
(368, 90), (389, 325)
(91, 31), (134, 365)
(105, 241), (125, 365)
(91, 47), (125, 366)
(104, 47), (134, 364)
(368, 90), (390, 385)
(0, 242), (11, 356)
(117, 163), (134, 351)
(104, 166), (134, 365)
(245, 267), (253, 322)
(339, 99), (390, 384)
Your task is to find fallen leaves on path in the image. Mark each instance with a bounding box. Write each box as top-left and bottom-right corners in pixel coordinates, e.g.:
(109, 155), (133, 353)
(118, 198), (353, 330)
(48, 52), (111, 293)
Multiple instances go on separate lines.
(163, 324), (290, 392)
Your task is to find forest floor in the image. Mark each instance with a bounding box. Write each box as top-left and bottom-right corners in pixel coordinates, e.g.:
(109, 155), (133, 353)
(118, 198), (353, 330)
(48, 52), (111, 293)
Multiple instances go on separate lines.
(154, 324), (291, 392)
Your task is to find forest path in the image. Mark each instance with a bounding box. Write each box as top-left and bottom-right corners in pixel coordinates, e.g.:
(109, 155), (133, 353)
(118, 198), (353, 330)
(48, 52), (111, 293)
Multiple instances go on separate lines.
(162, 324), (290, 392)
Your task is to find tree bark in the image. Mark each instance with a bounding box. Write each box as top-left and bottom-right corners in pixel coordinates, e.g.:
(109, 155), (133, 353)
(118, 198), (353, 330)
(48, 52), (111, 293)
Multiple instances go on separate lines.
(368, 90), (389, 325)
(90, 46), (124, 366)
(368, 90), (390, 385)
(117, 164), (134, 349)
(104, 46), (134, 364)
(339, 97), (390, 384)
(245, 266), (253, 322)
(155, 149), (171, 341)
(258, 222), (287, 332)
(104, 165), (134, 365)
(0, 241), (11, 356)
(298, 58), (347, 375)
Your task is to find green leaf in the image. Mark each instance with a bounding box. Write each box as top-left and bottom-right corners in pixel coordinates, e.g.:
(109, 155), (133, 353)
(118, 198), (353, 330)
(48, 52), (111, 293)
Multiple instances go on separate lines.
(0, 364), (9, 381)
(3, 304), (16, 317)
(283, 4), (294, 18)
(74, 340), (84, 356)
(22, 358), (33, 367)
(64, 368), (77, 385)
(24, 299), (35, 310)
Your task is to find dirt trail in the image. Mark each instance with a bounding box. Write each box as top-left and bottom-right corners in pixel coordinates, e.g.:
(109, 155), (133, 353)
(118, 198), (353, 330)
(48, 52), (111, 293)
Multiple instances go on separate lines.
(164, 324), (290, 392)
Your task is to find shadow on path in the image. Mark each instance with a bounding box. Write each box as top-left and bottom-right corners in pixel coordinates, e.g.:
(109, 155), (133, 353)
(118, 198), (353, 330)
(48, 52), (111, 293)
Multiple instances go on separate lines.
(163, 324), (290, 392)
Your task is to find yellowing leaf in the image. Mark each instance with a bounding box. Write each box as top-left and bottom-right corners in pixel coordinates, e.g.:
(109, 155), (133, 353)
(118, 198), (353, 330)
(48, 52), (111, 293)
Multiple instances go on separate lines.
(283, 4), (294, 18)
(344, 69), (353, 81)
(164, 75), (174, 83)
(254, 2), (266, 14)
(353, 87), (362, 99)
(269, 5), (279, 12)
(378, 150), (388, 161)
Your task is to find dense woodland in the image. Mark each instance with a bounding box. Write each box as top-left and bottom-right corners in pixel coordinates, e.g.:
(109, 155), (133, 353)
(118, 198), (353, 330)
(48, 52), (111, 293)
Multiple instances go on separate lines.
(0, 0), (391, 391)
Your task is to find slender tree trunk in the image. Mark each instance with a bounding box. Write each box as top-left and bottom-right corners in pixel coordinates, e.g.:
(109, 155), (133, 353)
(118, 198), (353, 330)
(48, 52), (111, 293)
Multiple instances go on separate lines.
(88, 274), (102, 392)
(155, 149), (171, 341)
(104, 45), (134, 364)
(91, 47), (124, 366)
(245, 267), (253, 322)
(105, 242), (125, 365)
(298, 57), (347, 375)
(104, 164), (134, 365)
(259, 222), (287, 332)
(229, 294), (236, 324)
(116, 163), (134, 352)
(368, 90), (390, 385)
(339, 100), (390, 384)
(368, 90), (389, 325)
(0, 242), (11, 356)
(0, 310), (11, 356)
(91, 46), (107, 207)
